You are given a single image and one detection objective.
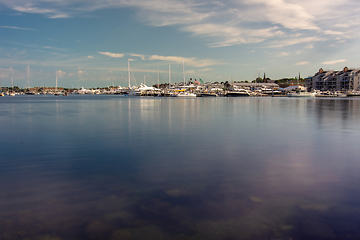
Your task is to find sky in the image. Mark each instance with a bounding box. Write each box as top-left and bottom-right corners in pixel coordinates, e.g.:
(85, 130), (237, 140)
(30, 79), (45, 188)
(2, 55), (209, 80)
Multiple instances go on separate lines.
(1, 0), (360, 88)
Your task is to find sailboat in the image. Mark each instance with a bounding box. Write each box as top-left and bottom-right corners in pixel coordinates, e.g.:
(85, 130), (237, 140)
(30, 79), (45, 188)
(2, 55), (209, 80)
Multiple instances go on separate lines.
(54, 73), (63, 96)
(176, 59), (196, 97)
(9, 78), (16, 96)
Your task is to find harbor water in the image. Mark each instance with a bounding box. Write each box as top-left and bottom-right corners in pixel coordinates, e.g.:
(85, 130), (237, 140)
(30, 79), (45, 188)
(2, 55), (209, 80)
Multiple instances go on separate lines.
(1, 95), (360, 240)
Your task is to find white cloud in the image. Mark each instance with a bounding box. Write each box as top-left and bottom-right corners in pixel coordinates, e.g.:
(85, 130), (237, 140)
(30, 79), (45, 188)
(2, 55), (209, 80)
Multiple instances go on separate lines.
(148, 55), (219, 67)
(0, 67), (17, 78)
(3, 0), (360, 48)
(242, 0), (319, 30)
(0, 25), (34, 30)
(324, 30), (345, 35)
(295, 61), (310, 65)
(98, 52), (124, 58)
(78, 70), (87, 77)
(56, 70), (66, 78)
(276, 52), (290, 57)
(269, 36), (325, 48)
(322, 59), (347, 65)
(199, 68), (213, 72)
(130, 53), (146, 60)
(87, 56), (94, 59)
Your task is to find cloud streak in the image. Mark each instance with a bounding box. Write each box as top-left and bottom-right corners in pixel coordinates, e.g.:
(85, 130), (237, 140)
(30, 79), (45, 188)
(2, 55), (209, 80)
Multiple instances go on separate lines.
(148, 55), (219, 67)
(295, 61), (310, 65)
(322, 59), (347, 65)
(0, 25), (35, 30)
(98, 52), (124, 58)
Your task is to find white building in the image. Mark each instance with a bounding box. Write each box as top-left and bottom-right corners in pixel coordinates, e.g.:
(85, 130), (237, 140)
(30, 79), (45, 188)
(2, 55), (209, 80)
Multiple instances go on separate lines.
(309, 67), (360, 91)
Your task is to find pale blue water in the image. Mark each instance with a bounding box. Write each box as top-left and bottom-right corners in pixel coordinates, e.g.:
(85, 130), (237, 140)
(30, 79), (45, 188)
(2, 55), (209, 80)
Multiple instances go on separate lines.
(1, 95), (360, 240)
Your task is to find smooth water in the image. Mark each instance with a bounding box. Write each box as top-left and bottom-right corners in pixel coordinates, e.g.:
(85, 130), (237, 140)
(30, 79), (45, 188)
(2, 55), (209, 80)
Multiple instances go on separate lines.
(1, 95), (360, 240)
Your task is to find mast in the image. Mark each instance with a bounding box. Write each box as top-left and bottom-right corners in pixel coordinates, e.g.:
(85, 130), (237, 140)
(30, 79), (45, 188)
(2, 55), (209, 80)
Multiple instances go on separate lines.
(12, 77), (13, 90)
(55, 72), (58, 92)
(182, 59), (185, 86)
(128, 59), (131, 88)
(297, 73), (300, 86)
(26, 64), (30, 89)
(169, 65), (171, 87)
(157, 66), (159, 87)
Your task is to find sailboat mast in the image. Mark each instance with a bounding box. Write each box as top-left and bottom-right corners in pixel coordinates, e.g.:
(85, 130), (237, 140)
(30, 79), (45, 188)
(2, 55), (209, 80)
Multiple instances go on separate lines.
(128, 59), (131, 88)
(27, 64), (30, 89)
(182, 59), (185, 86)
(55, 72), (58, 92)
(169, 65), (171, 86)
(157, 66), (159, 87)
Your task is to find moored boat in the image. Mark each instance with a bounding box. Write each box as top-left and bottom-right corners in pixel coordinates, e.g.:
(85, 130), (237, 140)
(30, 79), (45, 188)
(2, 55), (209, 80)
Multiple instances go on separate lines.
(226, 89), (250, 97)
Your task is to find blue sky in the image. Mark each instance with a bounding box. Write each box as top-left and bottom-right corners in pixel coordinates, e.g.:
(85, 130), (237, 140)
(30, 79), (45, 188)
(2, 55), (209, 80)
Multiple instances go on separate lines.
(1, 0), (360, 88)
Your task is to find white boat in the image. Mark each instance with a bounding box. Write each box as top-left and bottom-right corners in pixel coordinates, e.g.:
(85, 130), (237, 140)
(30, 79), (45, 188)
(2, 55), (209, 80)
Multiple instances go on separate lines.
(199, 92), (217, 97)
(226, 89), (250, 97)
(287, 86), (315, 97)
(177, 92), (197, 97)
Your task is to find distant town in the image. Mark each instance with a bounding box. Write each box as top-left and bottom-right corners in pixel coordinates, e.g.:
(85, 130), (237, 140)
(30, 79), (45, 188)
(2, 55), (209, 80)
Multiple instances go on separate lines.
(1, 67), (360, 98)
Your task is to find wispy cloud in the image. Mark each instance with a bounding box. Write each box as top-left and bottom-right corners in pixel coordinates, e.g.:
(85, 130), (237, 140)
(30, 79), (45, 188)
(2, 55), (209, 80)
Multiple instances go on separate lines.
(322, 59), (347, 65)
(98, 52), (124, 58)
(276, 52), (290, 57)
(2, 0), (360, 48)
(199, 68), (213, 72)
(148, 55), (219, 67)
(0, 67), (17, 78)
(295, 61), (310, 65)
(87, 56), (94, 59)
(0, 25), (35, 30)
(43, 46), (66, 51)
(269, 36), (325, 48)
(130, 53), (146, 60)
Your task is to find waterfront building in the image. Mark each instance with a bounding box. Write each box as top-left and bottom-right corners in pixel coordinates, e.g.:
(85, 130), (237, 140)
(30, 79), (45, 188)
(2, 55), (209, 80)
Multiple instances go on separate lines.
(308, 67), (360, 91)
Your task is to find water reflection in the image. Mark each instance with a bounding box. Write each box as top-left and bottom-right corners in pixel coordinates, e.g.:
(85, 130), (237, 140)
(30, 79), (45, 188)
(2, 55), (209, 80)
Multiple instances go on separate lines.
(1, 96), (360, 239)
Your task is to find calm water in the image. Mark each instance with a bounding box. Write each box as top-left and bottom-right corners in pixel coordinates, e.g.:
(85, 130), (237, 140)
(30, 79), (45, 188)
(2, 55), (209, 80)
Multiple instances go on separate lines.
(1, 95), (360, 240)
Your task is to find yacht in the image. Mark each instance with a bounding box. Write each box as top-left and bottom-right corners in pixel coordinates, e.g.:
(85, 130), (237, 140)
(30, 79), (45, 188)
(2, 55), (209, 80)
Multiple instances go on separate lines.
(226, 89), (250, 97)
(287, 86), (315, 97)
(199, 92), (217, 97)
(177, 92), (197, 97)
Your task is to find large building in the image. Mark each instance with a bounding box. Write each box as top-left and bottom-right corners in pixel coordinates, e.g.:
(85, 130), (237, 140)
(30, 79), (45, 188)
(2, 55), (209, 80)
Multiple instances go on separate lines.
(308, 67), (360, 91)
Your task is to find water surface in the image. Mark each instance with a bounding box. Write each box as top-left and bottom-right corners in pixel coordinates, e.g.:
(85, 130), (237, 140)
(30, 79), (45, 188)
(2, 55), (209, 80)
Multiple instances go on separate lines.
(1, 95), (360, 240)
